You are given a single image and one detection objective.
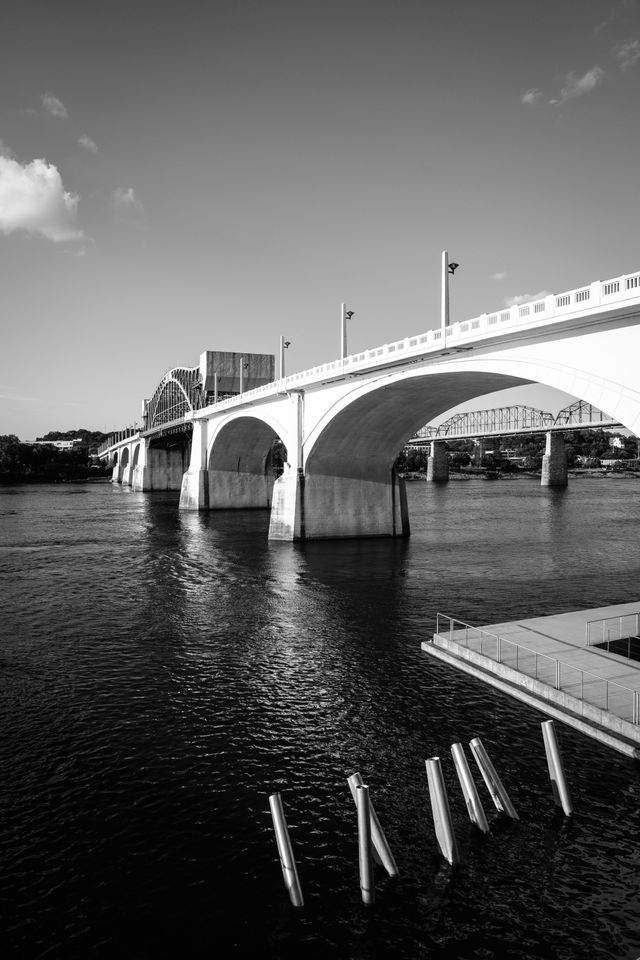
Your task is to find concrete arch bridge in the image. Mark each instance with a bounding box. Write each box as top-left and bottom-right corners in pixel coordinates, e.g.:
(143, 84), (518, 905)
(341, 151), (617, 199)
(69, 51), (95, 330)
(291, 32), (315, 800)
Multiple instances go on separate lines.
(99, 268), (640, 540)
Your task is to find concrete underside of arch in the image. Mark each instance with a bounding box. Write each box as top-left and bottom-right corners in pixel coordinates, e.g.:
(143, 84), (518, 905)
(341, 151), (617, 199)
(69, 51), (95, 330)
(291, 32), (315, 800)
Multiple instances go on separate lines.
(181, 416), (280, 510)
(269, 370), (529, 540)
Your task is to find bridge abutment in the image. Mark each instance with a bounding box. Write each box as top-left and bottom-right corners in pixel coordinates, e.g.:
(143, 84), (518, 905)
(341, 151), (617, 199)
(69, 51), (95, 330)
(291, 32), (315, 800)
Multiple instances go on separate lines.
(541, 432), (568, 487)
(427, 441), (449, 482)
(268, 468), (410, 541)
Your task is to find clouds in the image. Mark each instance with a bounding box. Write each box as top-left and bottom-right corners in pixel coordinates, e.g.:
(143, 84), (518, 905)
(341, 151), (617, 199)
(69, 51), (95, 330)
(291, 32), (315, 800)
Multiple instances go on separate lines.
(490, 271), (507, 281)
(112, 187), (143, 212)
(504, 291), (552, 308)
(616, 38), (640, 69)
(522, 19), (640, 109)
(42, 92), (68, 119)
(78, 135), (98, 154)
(521, 88), (541, 106)
(112, 187), (145, 227)
(551, 66), (606, 104)
(0, 154), (82, 242)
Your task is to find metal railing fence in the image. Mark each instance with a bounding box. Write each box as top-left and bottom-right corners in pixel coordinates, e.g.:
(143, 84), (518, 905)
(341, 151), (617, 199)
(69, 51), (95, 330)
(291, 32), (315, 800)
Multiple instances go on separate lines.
(435, 613), (640, 726)
(586, 612), (640, 647)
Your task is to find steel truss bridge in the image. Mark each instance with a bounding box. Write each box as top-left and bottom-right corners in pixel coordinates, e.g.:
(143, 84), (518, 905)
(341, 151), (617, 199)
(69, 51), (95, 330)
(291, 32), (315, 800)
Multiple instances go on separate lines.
(410, 401), (622, 444)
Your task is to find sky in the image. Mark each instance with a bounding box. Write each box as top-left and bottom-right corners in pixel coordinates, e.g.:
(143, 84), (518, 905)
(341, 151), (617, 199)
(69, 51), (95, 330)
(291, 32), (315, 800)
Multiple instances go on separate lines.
(1, 0), (639, 438)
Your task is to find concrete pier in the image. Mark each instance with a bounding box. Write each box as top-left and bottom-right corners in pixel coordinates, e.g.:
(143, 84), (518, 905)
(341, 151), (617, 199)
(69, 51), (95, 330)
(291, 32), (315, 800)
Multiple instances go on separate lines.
(541, 432), (568, 487)
(426, 441), (449, 483)
(423, 602), (640, 757)
(268, 468), (410, 540)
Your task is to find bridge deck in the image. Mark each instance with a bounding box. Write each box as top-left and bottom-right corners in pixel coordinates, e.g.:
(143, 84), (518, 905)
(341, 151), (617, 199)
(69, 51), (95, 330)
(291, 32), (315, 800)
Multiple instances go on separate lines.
(423, 602), (640, 757)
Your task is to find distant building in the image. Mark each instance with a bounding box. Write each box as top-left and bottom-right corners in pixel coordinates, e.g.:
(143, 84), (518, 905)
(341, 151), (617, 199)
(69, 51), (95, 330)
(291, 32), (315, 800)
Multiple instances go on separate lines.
(22, 439), (83, 450)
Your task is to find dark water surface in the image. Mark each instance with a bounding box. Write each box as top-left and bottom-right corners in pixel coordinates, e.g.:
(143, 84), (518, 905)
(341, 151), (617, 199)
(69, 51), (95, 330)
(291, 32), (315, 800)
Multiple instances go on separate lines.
(2, 479), (640, 959)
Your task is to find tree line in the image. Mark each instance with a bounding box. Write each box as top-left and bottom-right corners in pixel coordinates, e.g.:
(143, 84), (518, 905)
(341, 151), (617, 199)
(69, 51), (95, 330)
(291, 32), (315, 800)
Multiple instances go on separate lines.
(0, 430), (111, 484)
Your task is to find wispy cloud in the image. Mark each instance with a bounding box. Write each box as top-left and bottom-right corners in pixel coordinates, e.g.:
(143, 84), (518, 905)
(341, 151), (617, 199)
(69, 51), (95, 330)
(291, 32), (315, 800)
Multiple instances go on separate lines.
(521, 88), (541, 106)
(78, 135), (98, 154)
(42, 92), (68, 119)
(112, 186), (145, 227)
(112, 186), (143, 213)
(549, 66), (605, 105)
(594, 0), (635, 34)
(0, 153), (83, 242)
(490, 271), (507, 281)
(616, 38), (640, 69)
(504, 291), (552, 308)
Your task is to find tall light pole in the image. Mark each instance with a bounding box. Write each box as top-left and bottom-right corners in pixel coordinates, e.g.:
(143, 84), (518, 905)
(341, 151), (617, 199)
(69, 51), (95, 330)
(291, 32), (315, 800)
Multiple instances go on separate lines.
(441, 250), (459, 347)
(340, 304), (354, 365)
(279, 336), (291, 379)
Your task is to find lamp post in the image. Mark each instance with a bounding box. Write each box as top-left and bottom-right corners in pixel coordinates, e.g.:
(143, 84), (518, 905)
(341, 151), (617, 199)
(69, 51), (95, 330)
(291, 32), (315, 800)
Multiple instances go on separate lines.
(279, 336), (291, 379)
(441, 250), (459, 346)
(341, 304), (354, 366)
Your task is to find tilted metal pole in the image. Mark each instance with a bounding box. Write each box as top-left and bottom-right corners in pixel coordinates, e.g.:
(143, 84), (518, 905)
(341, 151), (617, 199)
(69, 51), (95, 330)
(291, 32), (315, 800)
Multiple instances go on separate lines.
(356, 785), (375, 904)
(347, 772), (398, 876)
(469, 737), (519, 820)
(541, 720), (573, 816)
(425, 756), (460, 865)
(451, 742), (490, 833)
(268, 792), (304, 907)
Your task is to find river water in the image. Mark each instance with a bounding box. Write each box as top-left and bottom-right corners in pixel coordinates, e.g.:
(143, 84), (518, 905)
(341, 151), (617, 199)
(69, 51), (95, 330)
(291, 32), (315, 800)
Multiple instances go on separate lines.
(1, 479), (640, 959)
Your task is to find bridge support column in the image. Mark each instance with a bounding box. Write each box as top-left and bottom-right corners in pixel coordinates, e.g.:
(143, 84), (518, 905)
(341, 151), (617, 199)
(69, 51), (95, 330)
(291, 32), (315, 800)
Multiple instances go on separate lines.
(474, 438), (489, 466)
(427, 441), (449, 482)
(541, 432), (568, 487)
(180, 420), (209, 509)
(208, 471), (274, 509)
(269, 468), (410, 541)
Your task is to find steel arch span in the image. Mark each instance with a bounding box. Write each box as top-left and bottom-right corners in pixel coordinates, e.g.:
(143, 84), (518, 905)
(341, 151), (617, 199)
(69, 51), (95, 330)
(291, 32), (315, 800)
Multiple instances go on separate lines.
(146, 366), (204, 429)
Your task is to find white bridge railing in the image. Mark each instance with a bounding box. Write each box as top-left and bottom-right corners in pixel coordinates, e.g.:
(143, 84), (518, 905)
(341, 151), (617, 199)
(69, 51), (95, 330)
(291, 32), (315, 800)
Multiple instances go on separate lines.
(435, 613), (640, 726)
(103, 267), (640, 448)
(207, 268), (640, 414)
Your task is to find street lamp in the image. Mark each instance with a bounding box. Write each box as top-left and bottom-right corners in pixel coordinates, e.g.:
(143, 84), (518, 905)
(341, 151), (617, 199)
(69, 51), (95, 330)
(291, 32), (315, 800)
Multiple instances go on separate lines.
(441, 250), (460, 345)
(279, 336), (291, 379)
(341, 303), (355, 363)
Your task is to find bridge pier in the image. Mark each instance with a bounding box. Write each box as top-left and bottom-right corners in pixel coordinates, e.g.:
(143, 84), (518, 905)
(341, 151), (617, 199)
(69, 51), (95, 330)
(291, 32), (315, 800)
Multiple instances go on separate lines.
(268, 467), (410, 541)
(179, 420), (209, 508)
(427, 441), (449, 482)
(541, 432), (568, 487)
(474, 438), (489, 466)
(208, 470), (274, 508)
(130, 440), (187, 491)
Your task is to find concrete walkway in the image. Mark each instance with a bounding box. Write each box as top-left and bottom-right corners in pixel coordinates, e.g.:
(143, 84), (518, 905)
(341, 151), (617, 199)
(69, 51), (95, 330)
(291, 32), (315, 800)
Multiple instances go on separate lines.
(423, 602), (640, 757)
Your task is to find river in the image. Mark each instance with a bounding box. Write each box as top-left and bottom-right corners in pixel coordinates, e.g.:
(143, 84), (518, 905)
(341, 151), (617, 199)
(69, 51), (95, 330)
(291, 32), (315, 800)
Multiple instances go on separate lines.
(1, 478), (640, 959)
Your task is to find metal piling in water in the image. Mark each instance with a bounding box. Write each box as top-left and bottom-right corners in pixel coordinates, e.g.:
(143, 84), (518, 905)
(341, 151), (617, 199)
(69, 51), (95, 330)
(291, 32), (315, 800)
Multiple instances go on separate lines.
(541, 720), (573, 816)
(469, 737), (519, 820)
(347, 772), (399, 877)
(425, 756), (460, 865)
(451, 742), (490, 833)
(356, 784), (375, 904)
(268, 792), (304, 908)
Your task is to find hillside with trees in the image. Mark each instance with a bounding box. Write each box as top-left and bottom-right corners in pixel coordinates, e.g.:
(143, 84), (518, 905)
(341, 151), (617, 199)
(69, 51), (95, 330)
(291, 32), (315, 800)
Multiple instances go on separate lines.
(0, 431), (111, 484)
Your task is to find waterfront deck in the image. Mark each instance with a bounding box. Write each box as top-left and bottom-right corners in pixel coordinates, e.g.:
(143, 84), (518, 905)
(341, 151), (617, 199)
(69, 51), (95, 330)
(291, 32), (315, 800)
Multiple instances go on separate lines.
(422, 602), (640, 758)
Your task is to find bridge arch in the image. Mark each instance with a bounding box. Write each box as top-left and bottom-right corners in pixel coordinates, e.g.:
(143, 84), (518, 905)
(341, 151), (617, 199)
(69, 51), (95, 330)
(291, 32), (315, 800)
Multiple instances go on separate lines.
(206, 413), (290, 509)
(146, 366), (203, 428)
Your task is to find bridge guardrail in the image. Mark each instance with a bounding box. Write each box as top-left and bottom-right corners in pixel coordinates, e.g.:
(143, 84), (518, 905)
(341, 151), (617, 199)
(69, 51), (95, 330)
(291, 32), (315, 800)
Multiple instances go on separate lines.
(203, 269), (640, 415)
(435, 613), (640, 725)
(106, 268), (640, 438)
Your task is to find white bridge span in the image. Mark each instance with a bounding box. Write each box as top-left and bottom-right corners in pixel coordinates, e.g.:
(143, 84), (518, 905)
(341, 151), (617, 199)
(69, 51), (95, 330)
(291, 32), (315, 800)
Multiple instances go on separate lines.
(100, 269), (640, 540)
